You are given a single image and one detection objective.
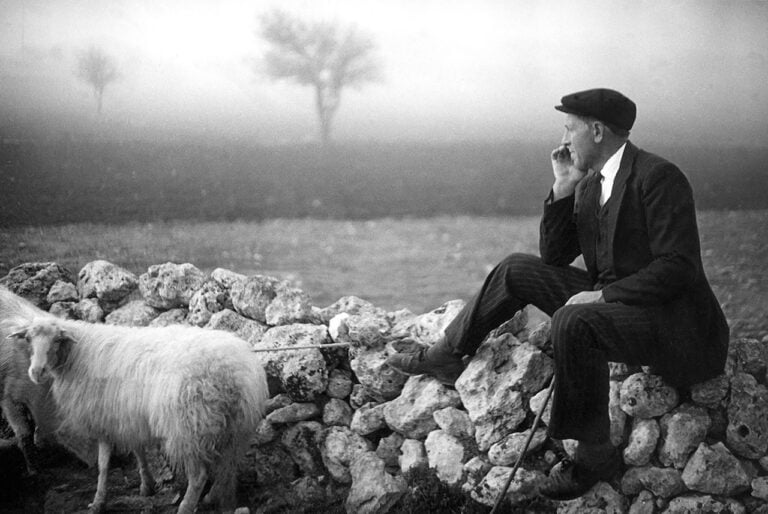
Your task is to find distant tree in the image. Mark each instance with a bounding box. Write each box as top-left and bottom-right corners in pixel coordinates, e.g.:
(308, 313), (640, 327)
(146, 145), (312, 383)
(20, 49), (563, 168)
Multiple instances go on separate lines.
(76, 46), (118, 116)
(258, 10), (381, 145)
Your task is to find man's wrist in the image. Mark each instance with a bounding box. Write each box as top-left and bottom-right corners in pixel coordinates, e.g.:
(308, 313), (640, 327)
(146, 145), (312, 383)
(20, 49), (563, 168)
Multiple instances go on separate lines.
(552, 180), (577, 201)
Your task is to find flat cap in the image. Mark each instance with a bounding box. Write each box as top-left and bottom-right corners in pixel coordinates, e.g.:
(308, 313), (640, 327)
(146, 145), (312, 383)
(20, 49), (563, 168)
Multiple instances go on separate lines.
(555, 88), (636, 131)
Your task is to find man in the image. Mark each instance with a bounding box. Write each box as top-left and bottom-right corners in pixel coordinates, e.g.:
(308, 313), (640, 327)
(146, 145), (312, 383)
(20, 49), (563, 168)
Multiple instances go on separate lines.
(386, 88), (729, 500)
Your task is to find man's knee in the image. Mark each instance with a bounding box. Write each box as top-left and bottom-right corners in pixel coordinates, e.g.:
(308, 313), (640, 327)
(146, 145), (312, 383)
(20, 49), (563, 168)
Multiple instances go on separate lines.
(496, 253), (541, 277)
(551, 304), (597, 351)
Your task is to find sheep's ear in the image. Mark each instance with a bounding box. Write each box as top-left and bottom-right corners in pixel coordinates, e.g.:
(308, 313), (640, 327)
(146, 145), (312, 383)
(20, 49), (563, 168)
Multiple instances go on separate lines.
(7, 329), (27, 340)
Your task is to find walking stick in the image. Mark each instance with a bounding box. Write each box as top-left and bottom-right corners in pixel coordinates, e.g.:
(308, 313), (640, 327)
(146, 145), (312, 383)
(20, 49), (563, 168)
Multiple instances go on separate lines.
(490, 376), (556, 514)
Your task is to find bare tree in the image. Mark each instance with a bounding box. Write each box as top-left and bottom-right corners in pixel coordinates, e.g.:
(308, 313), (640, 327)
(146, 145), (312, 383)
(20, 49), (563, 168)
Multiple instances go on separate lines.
(76, 46), (118, 116)
(258, 10), (381, 145)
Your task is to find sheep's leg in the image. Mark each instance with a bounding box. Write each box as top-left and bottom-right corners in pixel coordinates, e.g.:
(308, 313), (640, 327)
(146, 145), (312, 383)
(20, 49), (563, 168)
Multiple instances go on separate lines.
(178, 459), (207, 514)
(89, 440), (111, 514)
(203, 449), (238, 511)
(1, 398), (37, 475)
(134, 447), (156, 496)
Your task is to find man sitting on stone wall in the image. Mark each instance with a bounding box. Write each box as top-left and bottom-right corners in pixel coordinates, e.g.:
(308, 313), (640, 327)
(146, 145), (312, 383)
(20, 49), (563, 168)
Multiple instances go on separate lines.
(386, 88), (729, 500)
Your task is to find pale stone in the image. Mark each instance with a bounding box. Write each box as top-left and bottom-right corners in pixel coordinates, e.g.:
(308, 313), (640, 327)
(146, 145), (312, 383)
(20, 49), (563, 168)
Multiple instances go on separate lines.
(186, 279), (227, 326)
(350, 345), (408, 401)
(681, 442), (751, 496)
(326, 368), (353, 399)
(609, 379), (628, 447)
(350, 402), (388, 436)
(628, 490), (655, 514)
(322, 398), (353, 427)
(138, 262), (206, 309)
(149, 308), (188, 327)
(433, 406), (475, 440)
(471, 466), (544, 507)
(487, 428), (547, 466)
(751, 476), (768, 500)
(663, 495), (746, 514)
(462, 456), (491, 494)
(104, 300), (160, 326)
(557, 481), (628, 514)
(398, 439), (427, 474)
(321, 426), (374, 484)
(619, 372), (679, 418)
(266, 403), (320, 424)
(389, 299), (465, 346)
(383, 375), (462, 440)
(72, 298), (104, 322)
(46, 280), (78, 303)
(658, 403), (711, 469)
(204, 308), (268, 345)
(345, 451), (407, 514)
(623, 418), (661, 467)
(424, 430), (466, 486)
(529, 386), (553, 426)
(376, 433), (404, 469)
(727, 373), (768, 459)
(265, 283), (313, 325)
(230, 275), (280, 323)
(48, 301), (75, 319)
(729, 337), (768, 382)
(210, 267), (246, 291)
(77, 260), (137, 307)
(318, 295), (386, 325)
(621, 466), (686, 498)
(1, 262), (75, 307)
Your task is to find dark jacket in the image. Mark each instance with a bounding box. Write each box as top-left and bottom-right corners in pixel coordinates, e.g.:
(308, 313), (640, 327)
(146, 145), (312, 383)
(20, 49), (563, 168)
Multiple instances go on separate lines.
(539, 141), (729, 387)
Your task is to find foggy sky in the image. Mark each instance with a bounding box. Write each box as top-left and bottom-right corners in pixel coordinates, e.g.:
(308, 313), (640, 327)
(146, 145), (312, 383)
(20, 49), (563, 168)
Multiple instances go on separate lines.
(1, 0), (767, 146)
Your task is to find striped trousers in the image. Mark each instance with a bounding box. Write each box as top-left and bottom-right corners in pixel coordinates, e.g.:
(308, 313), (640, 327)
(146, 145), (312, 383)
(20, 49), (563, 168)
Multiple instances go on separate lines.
(443, 253), (660, 443)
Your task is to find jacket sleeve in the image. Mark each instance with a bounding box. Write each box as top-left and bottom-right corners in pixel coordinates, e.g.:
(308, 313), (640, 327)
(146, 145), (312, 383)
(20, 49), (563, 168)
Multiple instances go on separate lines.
(539, 191), (581, 267)
(601, 163), (701, 305)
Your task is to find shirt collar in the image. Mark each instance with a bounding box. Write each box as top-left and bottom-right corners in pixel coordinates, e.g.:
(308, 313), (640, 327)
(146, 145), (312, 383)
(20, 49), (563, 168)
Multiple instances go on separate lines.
(598, 142), (627, 181)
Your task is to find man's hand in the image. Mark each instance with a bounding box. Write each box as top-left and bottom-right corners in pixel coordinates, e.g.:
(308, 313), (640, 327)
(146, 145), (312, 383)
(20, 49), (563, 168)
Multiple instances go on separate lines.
(565, 290), (605, 305)
(551, 145), (587, 200)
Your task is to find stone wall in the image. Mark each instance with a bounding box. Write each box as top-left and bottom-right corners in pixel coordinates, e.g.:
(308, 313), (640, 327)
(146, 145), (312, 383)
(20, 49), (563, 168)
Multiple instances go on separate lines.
(1, 260), (767, 513)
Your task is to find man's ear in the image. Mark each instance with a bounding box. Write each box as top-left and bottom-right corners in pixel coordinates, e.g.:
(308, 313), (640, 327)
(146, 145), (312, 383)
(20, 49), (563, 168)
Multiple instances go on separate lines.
(592, 121), (605, 143)
(7, 328), (27, 340)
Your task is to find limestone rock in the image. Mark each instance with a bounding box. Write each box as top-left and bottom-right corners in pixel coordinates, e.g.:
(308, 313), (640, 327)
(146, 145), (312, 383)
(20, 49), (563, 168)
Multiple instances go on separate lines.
(77, 260), (137, 308)
(149, 308), (189, 327)
(529, 386), (553, 427)
(729, 337), (768, 383)
(389, 299), (465, 346)
(322, 398), (353, 427)
(663, 495), (746, 513)
(210, 267), (246, 292)
(266, 283), (313, 325)
(318, 295), (386, 325)
(623, 418), (661, 467)
(230, 275), (280, 323)
(252, 419), (277, 445)
(281, 421), (325, 476)
(72, 298), (104, 322)
(204, 308), (268, 345)
(557, 481), (628, 514)
(752, 476), (768, 501)
(376, 433), (404, 469)
(186, 279), (227, 326)
(1, 262), (75, 307)
(433, 407), (475, 440)
(471, 466), (544, 507)
(345, 451), (407, 514)
(138, 262), (206, 309)
(462, 456), (492, 494)
(350, 402), (388, 436)
(691, 374), (730, 408)
(621, 466), (686, 498)
(383, 376), (461, 440)
(487, 428), (547, 467)
(658, 403), (711, 469)
(266, 403), (321, 424)
(727, 372), (768, 459)
(321, 426), (374, 484)
(456, 335), (552, 451)
(681, 442), (751, 496)
(46, 280), (78, 303)
(350, 345), (408, 402)
(104, 300), (160, 326)
(399, 439), (427, 474)
(49, 301), (75, 319)
(331, 311), (391, 349)
(628, 489), (655, 514)
(619, 372), (679, 418)
(424, 430), (466, 486)
(326, 368), (353, 399)
(255, 324), (330, 402)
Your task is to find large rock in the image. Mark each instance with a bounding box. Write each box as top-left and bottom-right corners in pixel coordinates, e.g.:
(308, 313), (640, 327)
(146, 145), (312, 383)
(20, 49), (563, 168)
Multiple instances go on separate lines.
(350, 345), (408, 402)
(318, 295), (386, 325)
(265, 283), (313, 325)
(1, 262), (74, 307)
(46, 280), (78, 304)
(345, 451), (407, 514)
(691, 374), (730, 408)
(681, 442), (751, 496)
(204, 308), (268, 345)
(726, 372), (768, 459)
(623, 418), (660, 467)
(557, 482), (627, 514)
(138, 262), (206, 309)
(470, 466), (544, 507)
(186, 279), (228, 326)
(728, 337), (768, 383)
(230, 275), (280, 323)
(350, 402), (388, 436)
(255, 324), (330, 402)
(398, 439), (427, 474)
(77, 260), (138, 308)
(487, 428), (547, 467)
(72, 298), (104, 322)
(326, 368), (354, 399)
(664, 495), (746, 513)
(620, 466), (686, 498)
(389, 299), (465, 346)
(383, 376), (461, 439)
(104, 300), (160, 326)
(321, 426), (374, 484)
(658, 403), (711, 469)
(433, 407), (474, 441)
(619, 372), (679, 418)
(455, 335), (553, 451)
(424, 430), (466, 486)
(149, 308), (189, 327)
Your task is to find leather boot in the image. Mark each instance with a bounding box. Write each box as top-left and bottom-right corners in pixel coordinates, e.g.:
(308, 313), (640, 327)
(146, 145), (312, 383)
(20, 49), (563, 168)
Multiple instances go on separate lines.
(385, 337), (464, 386)
(538, 441), (621, 501)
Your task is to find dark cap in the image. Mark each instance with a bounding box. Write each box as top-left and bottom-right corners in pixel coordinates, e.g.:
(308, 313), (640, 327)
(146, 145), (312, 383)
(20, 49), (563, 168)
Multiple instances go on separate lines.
(555, 88), (636, 131)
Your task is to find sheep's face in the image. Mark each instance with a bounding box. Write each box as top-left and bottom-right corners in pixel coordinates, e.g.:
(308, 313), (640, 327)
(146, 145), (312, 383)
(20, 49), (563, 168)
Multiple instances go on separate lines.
(14, 318), (68, 384)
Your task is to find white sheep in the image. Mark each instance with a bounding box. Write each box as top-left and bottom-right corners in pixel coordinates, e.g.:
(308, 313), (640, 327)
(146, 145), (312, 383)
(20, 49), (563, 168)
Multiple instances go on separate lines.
(0, 286), (60, 475)
(5, 287), (268, 514)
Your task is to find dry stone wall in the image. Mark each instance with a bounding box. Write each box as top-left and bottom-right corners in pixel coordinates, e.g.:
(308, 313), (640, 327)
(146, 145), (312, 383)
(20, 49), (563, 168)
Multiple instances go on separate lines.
(1, 260), (767, 514)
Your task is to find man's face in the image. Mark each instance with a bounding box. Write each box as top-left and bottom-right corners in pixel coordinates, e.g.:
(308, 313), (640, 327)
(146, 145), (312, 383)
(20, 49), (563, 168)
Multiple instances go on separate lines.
(561, 114), (597, 172)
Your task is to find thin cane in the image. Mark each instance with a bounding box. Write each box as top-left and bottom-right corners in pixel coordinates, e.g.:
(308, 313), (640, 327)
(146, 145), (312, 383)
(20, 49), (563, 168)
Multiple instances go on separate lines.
(490, 376), (556, 514)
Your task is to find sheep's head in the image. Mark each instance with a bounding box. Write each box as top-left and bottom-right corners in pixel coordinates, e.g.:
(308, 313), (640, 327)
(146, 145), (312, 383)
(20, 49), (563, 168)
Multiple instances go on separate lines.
(9, 317), (73, 384)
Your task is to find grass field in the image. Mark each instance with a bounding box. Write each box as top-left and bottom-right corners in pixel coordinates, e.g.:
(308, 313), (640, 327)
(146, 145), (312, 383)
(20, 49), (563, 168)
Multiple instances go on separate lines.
(1, 210), (765, 340)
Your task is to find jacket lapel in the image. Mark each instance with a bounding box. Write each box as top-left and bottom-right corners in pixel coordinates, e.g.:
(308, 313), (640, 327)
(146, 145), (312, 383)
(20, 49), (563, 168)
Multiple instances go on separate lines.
(605, 141), (638, 248)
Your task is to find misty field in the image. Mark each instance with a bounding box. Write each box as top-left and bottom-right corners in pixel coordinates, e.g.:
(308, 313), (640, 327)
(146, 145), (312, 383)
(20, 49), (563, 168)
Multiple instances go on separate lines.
(1, 210), (765, 340)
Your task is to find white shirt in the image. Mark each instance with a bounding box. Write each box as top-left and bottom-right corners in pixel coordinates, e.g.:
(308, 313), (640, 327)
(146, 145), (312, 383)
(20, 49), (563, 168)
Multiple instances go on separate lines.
(599, 143), (627, 206)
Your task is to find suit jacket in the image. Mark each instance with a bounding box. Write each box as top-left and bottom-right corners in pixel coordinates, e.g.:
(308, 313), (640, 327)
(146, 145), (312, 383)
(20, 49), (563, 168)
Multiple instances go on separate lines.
(539, 141), (729, 387)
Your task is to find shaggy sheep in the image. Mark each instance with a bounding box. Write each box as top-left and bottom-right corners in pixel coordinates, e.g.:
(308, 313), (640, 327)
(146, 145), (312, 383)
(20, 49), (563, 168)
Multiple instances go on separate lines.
(5, 287), (269, 514)
(0, 286), (60, 475)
